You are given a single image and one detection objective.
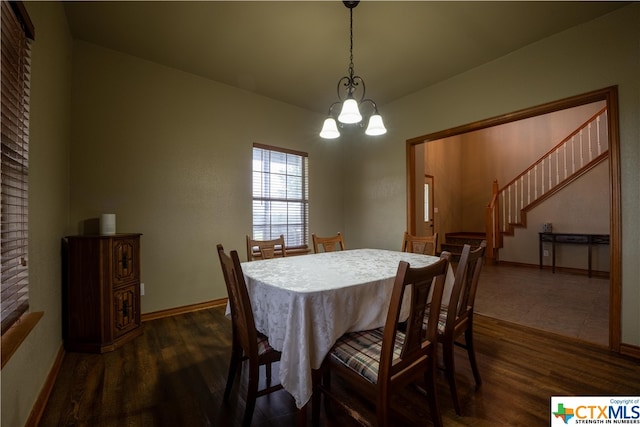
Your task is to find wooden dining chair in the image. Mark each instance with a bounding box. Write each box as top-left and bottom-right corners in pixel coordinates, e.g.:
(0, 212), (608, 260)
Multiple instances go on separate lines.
(216, 244), (283, 427)
(312, 252), (451, 427)
(311, 232), (345, 253)
(246, 234), (286, 261)
(425, 240), (487, 415)
(401, 231), (438, 256)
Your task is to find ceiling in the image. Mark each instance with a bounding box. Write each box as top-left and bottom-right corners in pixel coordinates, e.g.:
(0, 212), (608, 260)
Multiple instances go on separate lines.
(63, 1), (627, 115)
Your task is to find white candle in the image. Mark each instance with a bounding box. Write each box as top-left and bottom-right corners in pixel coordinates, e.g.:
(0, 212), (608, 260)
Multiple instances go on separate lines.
(100, 213), (116, 235)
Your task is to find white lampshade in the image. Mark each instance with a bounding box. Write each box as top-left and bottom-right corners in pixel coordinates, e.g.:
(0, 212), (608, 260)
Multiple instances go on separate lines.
(338, 98), (362, 124)
(319, 117), (340, 139)
(365, 114), (387, 136)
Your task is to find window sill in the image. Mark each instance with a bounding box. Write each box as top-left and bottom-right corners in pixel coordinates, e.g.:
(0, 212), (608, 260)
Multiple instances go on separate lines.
(1, 311), (44, 369)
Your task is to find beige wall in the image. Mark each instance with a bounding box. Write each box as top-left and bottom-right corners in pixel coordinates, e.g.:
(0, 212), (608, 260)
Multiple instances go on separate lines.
(343, 4), (639, 345)
(1, 2), (72, 427)
(69, 41), (343, 313)
(4, 4), (639, 427)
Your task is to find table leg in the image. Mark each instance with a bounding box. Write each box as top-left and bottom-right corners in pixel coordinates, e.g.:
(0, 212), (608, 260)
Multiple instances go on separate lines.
(552, 241), (556, 274)
(539, 237), (543, 270)
(296, 402), (308, 427)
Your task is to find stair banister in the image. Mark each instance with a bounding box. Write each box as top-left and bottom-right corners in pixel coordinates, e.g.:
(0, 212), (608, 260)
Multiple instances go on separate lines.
(499, 106), (607, 195)
(487, 106), (608, 255)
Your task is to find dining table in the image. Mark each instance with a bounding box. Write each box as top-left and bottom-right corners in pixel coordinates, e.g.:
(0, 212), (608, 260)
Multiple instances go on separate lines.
(238, 248), (455, 410)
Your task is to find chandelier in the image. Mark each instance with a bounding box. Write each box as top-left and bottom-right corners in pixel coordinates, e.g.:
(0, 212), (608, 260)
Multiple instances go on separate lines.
(319, 1), (387, 139)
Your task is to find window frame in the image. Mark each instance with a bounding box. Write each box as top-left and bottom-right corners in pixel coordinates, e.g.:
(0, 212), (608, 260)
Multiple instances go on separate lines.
(251, 143), (309, 250)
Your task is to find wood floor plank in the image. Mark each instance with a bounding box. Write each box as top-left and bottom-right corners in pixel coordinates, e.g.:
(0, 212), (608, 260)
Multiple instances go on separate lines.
(40, 304), (639, 426)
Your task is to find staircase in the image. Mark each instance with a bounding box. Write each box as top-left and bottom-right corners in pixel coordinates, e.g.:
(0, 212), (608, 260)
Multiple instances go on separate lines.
(485, 106), (609, 262)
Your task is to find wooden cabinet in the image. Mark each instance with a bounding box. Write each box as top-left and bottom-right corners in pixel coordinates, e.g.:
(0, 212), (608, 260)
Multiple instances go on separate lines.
(64, 233), (143, 353)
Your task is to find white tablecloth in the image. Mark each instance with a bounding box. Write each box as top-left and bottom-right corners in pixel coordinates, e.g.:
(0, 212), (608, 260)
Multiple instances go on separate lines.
(240, 248), (453, 408)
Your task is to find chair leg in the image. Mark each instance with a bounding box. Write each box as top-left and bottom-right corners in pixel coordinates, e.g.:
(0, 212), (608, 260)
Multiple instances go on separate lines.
(424, 364), (443, 427)
(443, 340), (463, 415)
(266, 362), (272, 388)
(465, 328), (482, 388)
(243, 363), (260, 427)
(322, 369), (332, 413)
(297, 404), (308, 427)
(224, 342), (241, 402)
(323, 369), (331, 390)
(311, 368), (322, 427)
(376, 394), (390, 427)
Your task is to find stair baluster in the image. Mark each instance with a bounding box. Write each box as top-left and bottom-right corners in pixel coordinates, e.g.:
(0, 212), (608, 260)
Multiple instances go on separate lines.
(485, 107), (608, 262)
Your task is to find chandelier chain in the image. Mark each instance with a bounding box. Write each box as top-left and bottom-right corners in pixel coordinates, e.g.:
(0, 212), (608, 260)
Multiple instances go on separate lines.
(348, 6), (354, 78)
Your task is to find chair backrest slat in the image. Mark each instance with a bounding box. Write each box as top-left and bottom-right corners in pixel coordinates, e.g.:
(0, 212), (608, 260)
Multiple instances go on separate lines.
(312, 232), (345, 253)
(401, 231), (438, 256)
(379, 252), (450, 382)
(246, 235), (286, 261)
(446, 241), (487, 332)
(217, 244), (258, 357)
(463, 242), (486, 311)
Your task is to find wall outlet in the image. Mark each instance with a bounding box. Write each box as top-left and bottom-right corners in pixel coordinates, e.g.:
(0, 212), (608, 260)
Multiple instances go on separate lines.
(141, 283), (145, 295)
(543, 250), (549, 257)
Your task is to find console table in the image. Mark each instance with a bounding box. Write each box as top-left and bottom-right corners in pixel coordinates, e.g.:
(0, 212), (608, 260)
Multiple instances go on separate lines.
(539, 232), (609, 277)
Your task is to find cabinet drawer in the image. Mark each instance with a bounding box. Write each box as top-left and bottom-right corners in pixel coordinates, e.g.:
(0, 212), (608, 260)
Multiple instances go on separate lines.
(113, 237), (140, 286)
(555, 235), (588, 243)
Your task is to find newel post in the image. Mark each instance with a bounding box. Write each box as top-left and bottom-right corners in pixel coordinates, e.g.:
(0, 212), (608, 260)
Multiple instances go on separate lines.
(485, 180), (499, 264)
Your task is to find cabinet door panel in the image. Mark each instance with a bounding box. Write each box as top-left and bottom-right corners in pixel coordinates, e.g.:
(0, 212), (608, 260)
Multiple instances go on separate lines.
(113, 285), (140, 338)
(113, 238), (140, 286)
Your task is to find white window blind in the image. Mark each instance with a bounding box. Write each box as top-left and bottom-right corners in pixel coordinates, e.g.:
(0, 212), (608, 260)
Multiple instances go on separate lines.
(252, 143), (308, 248)
(1, 0), (34, 335)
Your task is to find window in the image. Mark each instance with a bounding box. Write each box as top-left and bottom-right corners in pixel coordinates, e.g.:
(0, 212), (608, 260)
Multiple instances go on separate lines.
(252, 143), (309, 249)
(424, 183), (430, 222)
(1, 0), (34, 335)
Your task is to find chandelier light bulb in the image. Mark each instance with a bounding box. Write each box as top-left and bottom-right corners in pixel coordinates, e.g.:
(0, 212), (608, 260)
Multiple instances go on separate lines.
(365, 114), (387, 136)
(319, 117), (341, 139)
(338, 98), (362, 124)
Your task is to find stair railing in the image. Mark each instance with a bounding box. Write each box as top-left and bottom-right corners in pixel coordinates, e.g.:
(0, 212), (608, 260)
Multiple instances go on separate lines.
(486, 107), (608, 260)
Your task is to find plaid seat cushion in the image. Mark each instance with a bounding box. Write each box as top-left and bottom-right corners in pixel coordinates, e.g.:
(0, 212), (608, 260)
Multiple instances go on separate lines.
(257, 332), (276, 356)
(424, 304), (448, 334)
(329, 328), (405, 384)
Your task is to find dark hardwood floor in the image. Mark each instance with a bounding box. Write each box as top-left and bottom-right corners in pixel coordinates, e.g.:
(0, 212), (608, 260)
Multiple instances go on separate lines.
(40, 301), (639, 427)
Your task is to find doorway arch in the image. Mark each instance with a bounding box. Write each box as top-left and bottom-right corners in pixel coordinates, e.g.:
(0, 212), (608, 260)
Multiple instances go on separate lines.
(406, 86), (621, 351)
